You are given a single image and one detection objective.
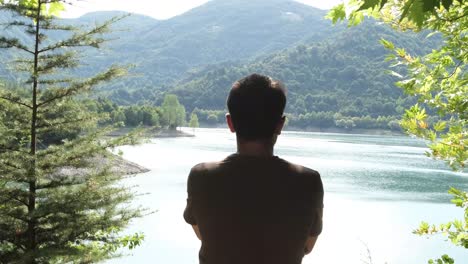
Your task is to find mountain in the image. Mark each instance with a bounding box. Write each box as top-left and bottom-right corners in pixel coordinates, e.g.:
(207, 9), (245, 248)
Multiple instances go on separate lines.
(0, 0), (343, 86)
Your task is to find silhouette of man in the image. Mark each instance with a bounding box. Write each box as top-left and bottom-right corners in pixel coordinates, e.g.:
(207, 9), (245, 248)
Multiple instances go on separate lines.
(184, 74), (324, 264)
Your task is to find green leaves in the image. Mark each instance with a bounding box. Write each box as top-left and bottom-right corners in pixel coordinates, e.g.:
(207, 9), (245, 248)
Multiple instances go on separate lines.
(326, 3), (347, 24)
(161, 94), (186, 130)
(189, 112), (200, 129)
(47, 2), (65, 17)
(357, 0), (381, 11)
(414, 187), (468, 260)
(380, 38), (395, 50)
(433, 121), (447, 132)
(327, 0), (463, 30)
(428, 255), (455, 264)
(18, 0), (65, 17)
(423, 0), (440, 12)
(442, 0), (454, 10)
(329, 0), (468, 262)
(380, 13), (467, 170)
(400, 0), (426, 28)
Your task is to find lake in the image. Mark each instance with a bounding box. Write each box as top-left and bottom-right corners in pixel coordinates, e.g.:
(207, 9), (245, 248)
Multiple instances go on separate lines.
(109, 128), (468, 264)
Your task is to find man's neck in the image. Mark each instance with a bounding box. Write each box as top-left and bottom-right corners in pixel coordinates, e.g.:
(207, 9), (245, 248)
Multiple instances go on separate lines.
(236, 138), (275, 157)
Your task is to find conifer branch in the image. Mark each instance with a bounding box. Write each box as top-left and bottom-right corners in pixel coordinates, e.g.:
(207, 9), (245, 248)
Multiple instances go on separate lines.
(0, 146), (27, 153)
(0, 3), (37, 16)
(0, 36), (34, 54)
(37, 52), (79, 74)
(38, 16), (126, 54)
(36, 179), (85, 190)
(0, 20), (35, 28)
(0, 93), (32, 109)
(39, 23), (76, 31)
(37, 79), (74, 85)
(0, 212), (29, 223)
(37, 66), (127, 107)
(0, 237), (26, 251)
(0, 192), (29, 207)
(36, 117), (91, 129)
(0, 159), (24, 171)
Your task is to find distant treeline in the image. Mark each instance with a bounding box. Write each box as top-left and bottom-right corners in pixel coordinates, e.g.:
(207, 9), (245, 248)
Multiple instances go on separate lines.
(189, 108), (403, 131)
(85, 95), (186, 130)
(0, 80), (434, 133)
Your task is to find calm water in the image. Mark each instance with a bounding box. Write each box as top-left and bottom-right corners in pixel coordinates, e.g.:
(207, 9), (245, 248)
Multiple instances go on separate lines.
(110, 128), (468, 264)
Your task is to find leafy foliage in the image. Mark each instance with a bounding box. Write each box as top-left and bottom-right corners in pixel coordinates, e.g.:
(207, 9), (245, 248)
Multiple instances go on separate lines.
(376, 1), (467, 170)
(189, 112), (200, 130)
(161, 94), (186, 130)
(415, 188), (467, 249)
(328, 0), (467, 262)
(327, 0), (462, 29)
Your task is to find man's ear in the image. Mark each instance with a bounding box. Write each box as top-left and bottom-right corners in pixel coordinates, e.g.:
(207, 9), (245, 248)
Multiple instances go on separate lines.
(274, 116), (286, 135)
(226, 113), (236, 133)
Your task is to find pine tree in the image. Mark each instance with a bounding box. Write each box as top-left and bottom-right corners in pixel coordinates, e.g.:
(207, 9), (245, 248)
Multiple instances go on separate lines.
(0, 1), (143, 263)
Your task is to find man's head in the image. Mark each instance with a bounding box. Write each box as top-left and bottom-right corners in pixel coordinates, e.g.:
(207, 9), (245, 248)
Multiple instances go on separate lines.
(227, 74), (286, 141)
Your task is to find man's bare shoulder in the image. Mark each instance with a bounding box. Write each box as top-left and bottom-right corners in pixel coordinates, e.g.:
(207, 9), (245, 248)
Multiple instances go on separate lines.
(277, 157), (321, 177)
(276, 158), (323, 192)
(190, 160), (224, 174)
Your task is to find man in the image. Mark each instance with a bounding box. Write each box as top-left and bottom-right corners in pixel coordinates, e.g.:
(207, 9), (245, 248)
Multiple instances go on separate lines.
(184, 74), (324, 264)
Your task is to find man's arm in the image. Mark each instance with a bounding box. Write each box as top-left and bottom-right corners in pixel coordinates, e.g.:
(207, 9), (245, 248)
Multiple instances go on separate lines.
(304, 236), (318, 255)
(184, 167), (201, 240)
(192, 225), (202, 240)
(304, 207), (323, 255)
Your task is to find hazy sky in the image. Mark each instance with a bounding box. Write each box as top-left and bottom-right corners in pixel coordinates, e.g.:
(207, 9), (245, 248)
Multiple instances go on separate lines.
(63, 0), (344, 19)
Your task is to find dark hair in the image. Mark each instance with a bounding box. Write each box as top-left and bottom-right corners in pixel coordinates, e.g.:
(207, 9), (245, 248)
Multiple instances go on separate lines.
(227, 73), (286, 141)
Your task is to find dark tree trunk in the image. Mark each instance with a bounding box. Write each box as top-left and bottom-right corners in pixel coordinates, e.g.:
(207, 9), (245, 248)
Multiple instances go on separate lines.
(26, 2), (42, 262)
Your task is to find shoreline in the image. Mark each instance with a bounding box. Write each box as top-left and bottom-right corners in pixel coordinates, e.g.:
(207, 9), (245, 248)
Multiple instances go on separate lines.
(284, 126), (404, 136)
(108, 126), (404, 139)
(56, 154), (150, 178)
(106, 128), (195, 138)
(193, 124), (405, 136)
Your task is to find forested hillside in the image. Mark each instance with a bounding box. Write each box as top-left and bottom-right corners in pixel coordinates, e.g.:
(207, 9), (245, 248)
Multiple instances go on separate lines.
(168, 20), (436, 115)
(0, 0), (440, 130)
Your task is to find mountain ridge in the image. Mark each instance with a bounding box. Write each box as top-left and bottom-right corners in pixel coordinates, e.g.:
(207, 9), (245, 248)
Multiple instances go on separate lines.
(0, 0), (340, 85)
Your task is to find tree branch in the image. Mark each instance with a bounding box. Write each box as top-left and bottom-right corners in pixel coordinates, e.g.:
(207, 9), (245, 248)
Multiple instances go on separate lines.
(0, 21), (34, 28)
(36, 179), (86, 190)
(436, 61), (463, 80)
(36, 117), (91, 129)
(0, 146), (27, 154)
(0, 193), (29, 207)
(0, 36), (34, 54)
(0, 160), (24, 171)
(37, 66), (127, 108)
(0, 212), (29, 223)
(0, 95), (33, 109)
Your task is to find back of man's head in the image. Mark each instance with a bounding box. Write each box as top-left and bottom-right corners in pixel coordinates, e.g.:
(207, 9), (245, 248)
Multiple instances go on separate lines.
(227, 74), (286, 141)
